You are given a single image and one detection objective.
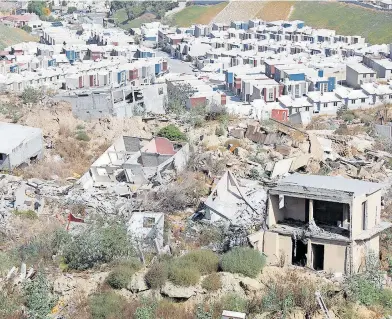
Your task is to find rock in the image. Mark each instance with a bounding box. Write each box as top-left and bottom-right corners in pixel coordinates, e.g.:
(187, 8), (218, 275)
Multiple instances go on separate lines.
(129, 271), (149, 293)
(358, 167), (371, 180)
(230, 128), (245, 139)
(240, 277), (262, 292)
(161, 282), (196, 299)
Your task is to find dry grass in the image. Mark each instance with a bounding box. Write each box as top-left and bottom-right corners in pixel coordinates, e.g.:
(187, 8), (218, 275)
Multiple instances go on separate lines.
(172, 2), (228, 27)
(256, 1), (293, 21)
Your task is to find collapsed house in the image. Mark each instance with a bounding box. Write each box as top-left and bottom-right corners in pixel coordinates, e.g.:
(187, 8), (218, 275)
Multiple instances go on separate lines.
(0, 122), (43, 171)
(249, 174), (391, 274)
(202, 171), (267, 227)
(79, 136), (189, 189)
(127, 211), (165, 252)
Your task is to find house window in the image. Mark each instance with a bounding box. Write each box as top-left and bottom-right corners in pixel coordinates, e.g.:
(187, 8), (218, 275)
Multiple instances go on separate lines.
(305, 106), (309, 111)
(361, 98), (365, 103)
(362, 201), (367, 230)
(370, 74), (374, 78)
(333, 102), (338, 106)
(351, 99), (356, 104)
(268, 91), (274, 100)
(323, 103), (328, 108)
(143, 217), (155, 228)
(389, 95), (392, 99)
(158, 88), (163, 95)
(295, 84), (300, 97)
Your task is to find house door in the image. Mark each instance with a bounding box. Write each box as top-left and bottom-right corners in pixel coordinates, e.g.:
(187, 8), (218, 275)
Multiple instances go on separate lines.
(312, 244), (324, 270)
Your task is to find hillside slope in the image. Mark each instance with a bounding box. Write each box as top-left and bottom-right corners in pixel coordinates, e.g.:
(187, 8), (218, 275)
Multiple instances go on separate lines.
(172, 2), (228, 27)
(212, 1), (264, 23)
(0, 25), (38, 50)
(290, 1), (392, 44)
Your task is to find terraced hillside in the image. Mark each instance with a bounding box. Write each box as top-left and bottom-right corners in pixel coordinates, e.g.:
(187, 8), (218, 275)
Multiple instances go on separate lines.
(212, 0), (265, 23)
(0, 25), (38, 50)
(291, 1), (392, 44)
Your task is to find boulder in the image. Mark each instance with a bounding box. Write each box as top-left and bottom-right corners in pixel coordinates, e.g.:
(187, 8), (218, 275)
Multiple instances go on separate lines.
(275, 144), (292, 157)
(161, 282), (196, 299)
(129, 271), (149, 293)
(240, 277), (262, 292)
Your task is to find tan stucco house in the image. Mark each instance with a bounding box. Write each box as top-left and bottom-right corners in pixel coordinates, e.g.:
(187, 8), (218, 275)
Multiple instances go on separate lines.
(249, 174), (391, 274)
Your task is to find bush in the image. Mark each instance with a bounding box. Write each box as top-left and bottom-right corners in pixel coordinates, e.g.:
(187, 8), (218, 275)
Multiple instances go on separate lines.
(260, 270), (333, 317)
(221, 247), (266, 278)
(106, 259), (142, 289)
(215, 125), (225, 137)
(75, 130), (90, 141)
(145, 262), (169, 289)
(20, 87), (43, 104)
(201, 273), (222, 291)
(220, 293), (248, 313)
(67, 6), (77, 13)
(63, 224), (133, 270)
(157, 124), (187, 141)
(89, 291), (128, 319)
(340, 110), (356, 123)
(169, 262), (200, 287)
(23, 272), (57, 318)
(179, 250), (219, 275)
(12, 209), (37, 220)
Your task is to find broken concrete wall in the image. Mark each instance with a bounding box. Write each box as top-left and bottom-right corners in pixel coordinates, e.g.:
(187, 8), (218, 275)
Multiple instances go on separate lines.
(173, 143), (190, 173)
(374, 124), (392, 139)
(271, 158), (294, 179)
(141, 153), (173, 167)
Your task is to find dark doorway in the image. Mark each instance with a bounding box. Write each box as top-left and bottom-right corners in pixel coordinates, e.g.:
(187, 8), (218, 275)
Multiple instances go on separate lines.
(292, 238), (307, 267)
(312, 244), (324, 270)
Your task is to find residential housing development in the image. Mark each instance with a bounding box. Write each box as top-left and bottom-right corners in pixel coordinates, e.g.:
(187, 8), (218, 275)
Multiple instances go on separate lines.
(2, 4), (392, 318)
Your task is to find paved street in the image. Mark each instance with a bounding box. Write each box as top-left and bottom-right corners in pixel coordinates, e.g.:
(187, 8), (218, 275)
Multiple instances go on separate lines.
(155, 51), (194, 74)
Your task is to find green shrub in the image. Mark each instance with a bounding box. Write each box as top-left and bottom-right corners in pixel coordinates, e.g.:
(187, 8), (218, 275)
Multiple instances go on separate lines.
(75, 130), (90, 141)
(340, 111), (356, 123)
(201, 273), (222, 291)
(215, 125), (225, 137)
(106, 259), (142, 289)
(157, 124), (187, 141)
(23, 272), (57, 318)
(20, 87), (43, 104)
(63, 224), (133, 270)
(169, 262), (200, 286)
(221, 247), (266, 278)
(0, 289), (20, 317)
(220, 293), (248, 313)
(145, 262), (169, 289)
(89, 291), (128, 319)
(12, 209), (38, 220)
(76, 124), (85, 130)
(179, 250), (219, 275)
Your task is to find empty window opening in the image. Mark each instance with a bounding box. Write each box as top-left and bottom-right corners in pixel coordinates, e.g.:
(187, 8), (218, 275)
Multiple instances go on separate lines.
(313, 200), (344, 226)
(0, 153), (6, 163)
(312, 243), (324, 270)
(362, 201), (367, 230)
(143, 217), (155, 228)
(292, 238), (307, 267)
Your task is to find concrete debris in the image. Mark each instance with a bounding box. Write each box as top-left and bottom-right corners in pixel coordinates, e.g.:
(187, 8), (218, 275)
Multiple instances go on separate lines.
(203, 171), (267, 228)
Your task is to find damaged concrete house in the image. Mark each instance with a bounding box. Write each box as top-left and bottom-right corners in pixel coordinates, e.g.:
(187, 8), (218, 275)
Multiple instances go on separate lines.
(0, 122), (43, 171)
(79, 136), (189, 189)
(202, 171), (267, 227)
(127, 211), (165, 252)
(249, 174), (391, 274)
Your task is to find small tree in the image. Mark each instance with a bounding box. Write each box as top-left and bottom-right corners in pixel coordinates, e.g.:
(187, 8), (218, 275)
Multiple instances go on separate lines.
(221, 247), (266, 278)
(67, 6), (77, 14)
